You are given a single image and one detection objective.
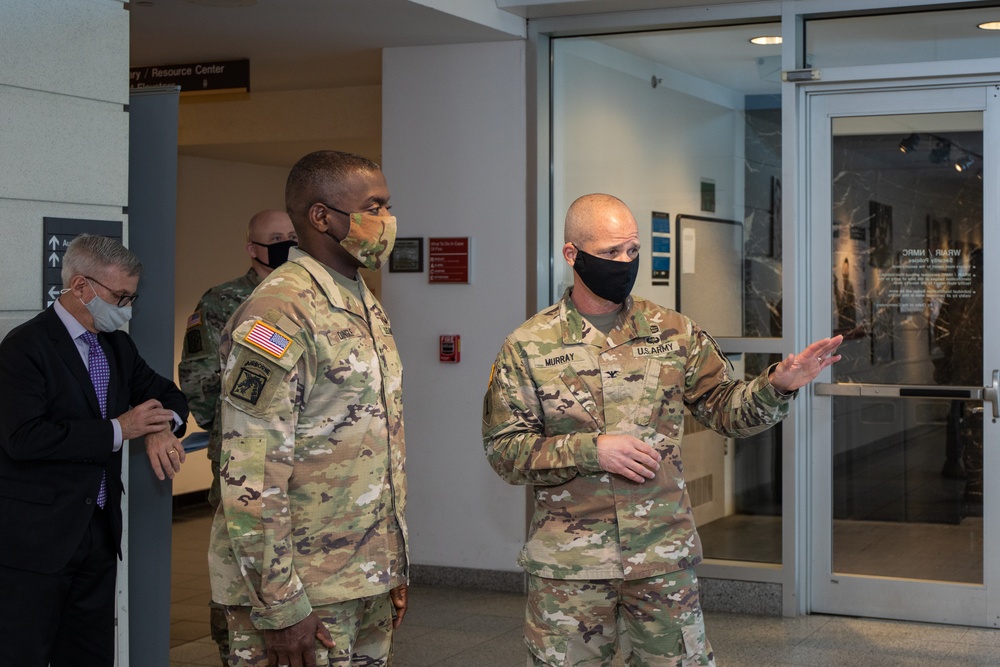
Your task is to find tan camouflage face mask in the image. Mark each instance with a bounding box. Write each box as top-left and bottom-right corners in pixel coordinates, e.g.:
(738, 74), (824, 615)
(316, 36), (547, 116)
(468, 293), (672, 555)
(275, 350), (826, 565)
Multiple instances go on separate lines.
(338, 213), (397, 271)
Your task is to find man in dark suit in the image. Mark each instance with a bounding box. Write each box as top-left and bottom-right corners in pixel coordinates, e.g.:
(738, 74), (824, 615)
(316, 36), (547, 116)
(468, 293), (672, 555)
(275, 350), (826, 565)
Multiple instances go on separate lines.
(0, 234), (190, 667)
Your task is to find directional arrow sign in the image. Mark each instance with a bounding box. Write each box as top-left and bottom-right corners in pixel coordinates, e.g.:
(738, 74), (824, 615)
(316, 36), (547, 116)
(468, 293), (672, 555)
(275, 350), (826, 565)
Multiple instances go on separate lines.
(42, 217), (122, 309)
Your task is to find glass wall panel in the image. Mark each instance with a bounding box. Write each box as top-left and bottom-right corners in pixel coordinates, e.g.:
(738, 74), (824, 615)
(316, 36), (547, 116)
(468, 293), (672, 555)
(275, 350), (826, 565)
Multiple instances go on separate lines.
(828, 112), (984, 583)
(551, 25), (784, 563)
(807, 7), (1000, 70)
(697, 353), (784, 564)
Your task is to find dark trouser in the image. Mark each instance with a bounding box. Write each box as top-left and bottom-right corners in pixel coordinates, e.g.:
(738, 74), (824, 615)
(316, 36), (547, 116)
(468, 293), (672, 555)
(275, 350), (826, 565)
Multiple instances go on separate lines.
(0, 505), (117, 667)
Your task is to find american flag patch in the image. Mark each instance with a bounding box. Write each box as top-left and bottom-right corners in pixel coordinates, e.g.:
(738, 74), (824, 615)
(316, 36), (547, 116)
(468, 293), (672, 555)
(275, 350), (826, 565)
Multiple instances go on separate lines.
(187, 311), (202, 327)
(244, 320), (291, 358)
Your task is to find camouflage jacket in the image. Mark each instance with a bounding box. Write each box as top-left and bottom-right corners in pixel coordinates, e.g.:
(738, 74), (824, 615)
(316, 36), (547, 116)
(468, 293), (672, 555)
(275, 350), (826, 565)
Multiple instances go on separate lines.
(482, 290), (791, 581)
(178, 268), (262, 466)
(208, 248), (408, 630)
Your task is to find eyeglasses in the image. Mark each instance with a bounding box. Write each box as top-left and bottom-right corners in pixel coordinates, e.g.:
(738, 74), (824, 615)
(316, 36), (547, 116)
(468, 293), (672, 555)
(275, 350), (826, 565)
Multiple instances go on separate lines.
(85, 276), (139, 307)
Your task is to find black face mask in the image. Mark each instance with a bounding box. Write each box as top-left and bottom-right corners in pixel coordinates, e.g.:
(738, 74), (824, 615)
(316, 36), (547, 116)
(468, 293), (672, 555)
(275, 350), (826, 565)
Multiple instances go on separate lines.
(572, 246), (639, 304)
(253, 240), (297, 269)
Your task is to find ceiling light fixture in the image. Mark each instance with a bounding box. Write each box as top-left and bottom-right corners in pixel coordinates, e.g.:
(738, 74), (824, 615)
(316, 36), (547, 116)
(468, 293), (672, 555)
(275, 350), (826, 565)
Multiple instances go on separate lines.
(750, 36), (782, 45)
(954, 154), (975, 172)
(978, 21), (1000, 30)
(898, 132), (983, 174)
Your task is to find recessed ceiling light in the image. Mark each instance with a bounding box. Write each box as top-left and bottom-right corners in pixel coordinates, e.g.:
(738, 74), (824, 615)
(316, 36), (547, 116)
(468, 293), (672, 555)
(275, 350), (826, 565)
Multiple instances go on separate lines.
(978, 21), (1000, 30)
(750, 36), (782, 45)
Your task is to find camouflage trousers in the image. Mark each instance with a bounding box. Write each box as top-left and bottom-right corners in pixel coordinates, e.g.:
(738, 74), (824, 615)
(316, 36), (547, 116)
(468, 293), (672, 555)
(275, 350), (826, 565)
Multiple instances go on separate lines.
(524, 570), (715, 667)
(208, 465), (230, 667)
(211, 601), (231, 667)
(224, 593), (394, 666)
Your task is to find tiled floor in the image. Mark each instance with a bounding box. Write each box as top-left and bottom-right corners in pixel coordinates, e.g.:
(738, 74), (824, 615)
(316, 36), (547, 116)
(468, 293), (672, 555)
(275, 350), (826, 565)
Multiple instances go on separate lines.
(170, 503), (1000, 667)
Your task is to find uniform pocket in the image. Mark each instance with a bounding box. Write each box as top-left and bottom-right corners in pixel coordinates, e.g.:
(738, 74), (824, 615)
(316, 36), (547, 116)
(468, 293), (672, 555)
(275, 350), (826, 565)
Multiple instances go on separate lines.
(646, 361), (686, 438)
(679, 611), (712, 665)
(524, 623), (569, 667)
(537, 364), (603, 435)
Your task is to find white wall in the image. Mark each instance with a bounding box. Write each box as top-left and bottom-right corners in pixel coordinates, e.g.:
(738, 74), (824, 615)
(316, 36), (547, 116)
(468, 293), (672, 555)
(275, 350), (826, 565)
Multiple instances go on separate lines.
(0, 0), (130, 658)
(0, 0), (129, 337)
(382, 41), (528, 572)
(170, 154), (288, 494)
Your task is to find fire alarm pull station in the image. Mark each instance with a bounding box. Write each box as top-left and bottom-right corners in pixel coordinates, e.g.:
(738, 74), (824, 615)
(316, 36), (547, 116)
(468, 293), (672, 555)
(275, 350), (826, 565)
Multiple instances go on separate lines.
(439, 335), (460, 363)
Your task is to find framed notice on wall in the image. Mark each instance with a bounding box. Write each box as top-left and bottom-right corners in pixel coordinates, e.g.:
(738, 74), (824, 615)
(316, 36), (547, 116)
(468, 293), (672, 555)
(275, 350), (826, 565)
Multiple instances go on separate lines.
(651, 211), (672, 286)
(428, 237), (471, 284)
(389, 237), (423, 273)
(675, 214), (743, 338)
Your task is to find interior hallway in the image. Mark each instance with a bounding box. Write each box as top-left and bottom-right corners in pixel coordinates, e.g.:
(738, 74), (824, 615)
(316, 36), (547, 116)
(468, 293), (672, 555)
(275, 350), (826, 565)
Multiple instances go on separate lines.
(169, 503), (1000, 667)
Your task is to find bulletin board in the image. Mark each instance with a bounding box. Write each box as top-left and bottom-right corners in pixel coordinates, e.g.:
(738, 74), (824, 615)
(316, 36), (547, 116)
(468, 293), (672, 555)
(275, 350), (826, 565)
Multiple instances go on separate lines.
(675, 214), (744, 337)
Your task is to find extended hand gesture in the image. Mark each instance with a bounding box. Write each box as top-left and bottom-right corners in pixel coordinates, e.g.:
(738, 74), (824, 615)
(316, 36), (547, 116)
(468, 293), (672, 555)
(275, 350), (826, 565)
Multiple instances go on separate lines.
(769, 335), (844, 394)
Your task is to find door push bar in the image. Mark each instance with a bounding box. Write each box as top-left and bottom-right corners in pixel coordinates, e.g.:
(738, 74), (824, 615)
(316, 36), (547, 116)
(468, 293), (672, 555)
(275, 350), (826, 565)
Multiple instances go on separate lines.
(815, 369), (1000, 420)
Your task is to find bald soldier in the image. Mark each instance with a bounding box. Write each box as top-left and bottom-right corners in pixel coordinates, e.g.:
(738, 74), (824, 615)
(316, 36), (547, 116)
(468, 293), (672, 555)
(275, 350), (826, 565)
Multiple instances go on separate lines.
(482, 194), (842, 666)
(178, 209), (296, 666)
(209, 151), (408, 667)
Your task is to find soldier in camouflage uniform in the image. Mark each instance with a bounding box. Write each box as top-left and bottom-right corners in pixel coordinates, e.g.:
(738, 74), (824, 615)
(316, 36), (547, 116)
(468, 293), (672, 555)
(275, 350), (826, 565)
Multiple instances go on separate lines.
(482, 194), (842, 667)
(209, 151), (408, 667)
(178, 209), (296, 667)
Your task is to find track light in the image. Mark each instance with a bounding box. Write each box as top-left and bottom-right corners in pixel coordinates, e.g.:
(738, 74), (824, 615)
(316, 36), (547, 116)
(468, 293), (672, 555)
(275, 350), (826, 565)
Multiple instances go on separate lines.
(898, 133), (920, 154)
(898, 133), (981, 174)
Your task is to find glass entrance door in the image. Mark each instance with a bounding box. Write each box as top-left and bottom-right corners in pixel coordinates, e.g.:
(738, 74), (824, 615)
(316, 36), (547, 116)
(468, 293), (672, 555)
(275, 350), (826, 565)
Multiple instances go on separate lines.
(808, 85), (1000, 626)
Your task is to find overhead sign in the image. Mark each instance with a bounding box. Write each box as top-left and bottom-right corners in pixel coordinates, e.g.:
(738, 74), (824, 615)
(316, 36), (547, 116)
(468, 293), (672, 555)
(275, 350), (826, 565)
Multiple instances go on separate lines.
(129, 58), (250, 94)
(43, 218), (123, 308)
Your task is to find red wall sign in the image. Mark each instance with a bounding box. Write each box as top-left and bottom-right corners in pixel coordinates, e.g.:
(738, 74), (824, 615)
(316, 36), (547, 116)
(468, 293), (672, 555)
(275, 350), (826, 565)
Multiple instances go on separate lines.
(428, 237), (470, 283)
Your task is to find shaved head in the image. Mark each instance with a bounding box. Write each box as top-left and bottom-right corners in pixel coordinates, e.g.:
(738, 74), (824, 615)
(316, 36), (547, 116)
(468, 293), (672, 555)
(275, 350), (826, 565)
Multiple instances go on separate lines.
(245, 209), (296, 275)
(247, 209), (294, 243)
(564, 194), (633, 246)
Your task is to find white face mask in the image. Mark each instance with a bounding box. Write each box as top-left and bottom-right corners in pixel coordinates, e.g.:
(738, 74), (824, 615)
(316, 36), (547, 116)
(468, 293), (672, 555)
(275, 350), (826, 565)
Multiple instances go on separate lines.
(81, 279), (133, 332)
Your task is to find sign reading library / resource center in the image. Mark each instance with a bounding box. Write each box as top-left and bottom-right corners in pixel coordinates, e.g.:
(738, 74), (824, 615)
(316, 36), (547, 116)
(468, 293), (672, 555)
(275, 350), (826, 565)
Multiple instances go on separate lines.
(129, 59), (250, 94)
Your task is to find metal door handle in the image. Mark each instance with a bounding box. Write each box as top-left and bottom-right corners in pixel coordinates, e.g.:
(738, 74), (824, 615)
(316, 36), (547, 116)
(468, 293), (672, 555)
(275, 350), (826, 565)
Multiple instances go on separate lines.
(815, 370), (1000, 420)
(984, 369), (1000, 419)
(814, 383), (982, 399)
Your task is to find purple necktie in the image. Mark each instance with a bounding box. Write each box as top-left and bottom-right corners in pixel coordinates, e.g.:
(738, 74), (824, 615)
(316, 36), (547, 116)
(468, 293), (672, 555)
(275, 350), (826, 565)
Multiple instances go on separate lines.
(80, 331), (109, 508)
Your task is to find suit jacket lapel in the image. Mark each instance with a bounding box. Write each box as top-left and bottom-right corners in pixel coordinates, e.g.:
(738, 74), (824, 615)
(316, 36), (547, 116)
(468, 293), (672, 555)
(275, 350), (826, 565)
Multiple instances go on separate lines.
(44, 308), (103, 418)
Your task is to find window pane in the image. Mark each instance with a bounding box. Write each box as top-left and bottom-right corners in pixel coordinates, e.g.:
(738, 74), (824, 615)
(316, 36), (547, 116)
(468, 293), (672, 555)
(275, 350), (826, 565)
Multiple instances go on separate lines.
(807, 7), (1000, 69)
(696, 353), (784, 564)
(552, 24), (785, 565)
(551, 22), (782, 338)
